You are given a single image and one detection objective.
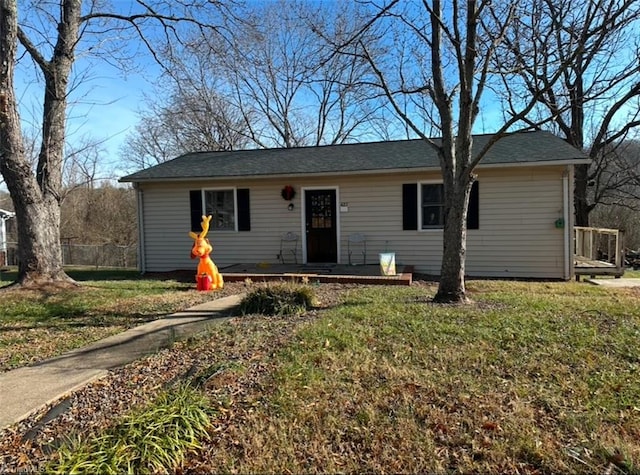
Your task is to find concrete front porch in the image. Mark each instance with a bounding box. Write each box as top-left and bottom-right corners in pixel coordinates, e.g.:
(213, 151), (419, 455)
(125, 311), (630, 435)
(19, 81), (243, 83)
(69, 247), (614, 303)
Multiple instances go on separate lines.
(220, 263), (414, 286)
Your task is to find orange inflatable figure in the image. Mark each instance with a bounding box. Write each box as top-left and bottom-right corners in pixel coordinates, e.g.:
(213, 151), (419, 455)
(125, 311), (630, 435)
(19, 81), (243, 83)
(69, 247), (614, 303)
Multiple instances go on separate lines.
(189, 215), (224, 290)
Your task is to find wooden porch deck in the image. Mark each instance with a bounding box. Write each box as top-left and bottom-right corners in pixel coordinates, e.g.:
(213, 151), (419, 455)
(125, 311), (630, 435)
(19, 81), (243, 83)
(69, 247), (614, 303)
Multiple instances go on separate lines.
(574, 226), (625, 279)
(220, 263), (414, 286)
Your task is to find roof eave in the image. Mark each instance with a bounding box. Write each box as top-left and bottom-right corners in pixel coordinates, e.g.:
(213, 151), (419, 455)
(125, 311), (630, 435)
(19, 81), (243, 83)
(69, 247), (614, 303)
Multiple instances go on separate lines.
(120, 157), (590, 184)
(119, 166), (442, 183)
(477, 158), (591, 169)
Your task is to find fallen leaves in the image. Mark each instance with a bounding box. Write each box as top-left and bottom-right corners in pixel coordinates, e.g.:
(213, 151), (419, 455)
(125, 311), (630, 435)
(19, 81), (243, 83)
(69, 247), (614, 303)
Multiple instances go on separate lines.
(0, 283), (341, 472)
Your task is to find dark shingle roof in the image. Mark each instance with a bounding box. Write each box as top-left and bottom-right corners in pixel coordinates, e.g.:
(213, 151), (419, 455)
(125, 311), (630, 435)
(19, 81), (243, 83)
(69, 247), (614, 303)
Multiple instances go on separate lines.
(120, 130), (588, 183)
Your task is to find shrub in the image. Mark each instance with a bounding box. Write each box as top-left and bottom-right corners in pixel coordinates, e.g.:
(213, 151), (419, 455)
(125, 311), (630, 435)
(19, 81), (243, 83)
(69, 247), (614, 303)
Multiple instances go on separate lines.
(238, 283), (317, 317)
(47, 384), (211, 475)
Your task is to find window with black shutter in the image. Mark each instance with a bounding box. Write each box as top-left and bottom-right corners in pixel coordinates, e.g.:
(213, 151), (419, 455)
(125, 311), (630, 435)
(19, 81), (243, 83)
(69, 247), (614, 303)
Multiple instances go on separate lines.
(189, 188), (251, 232)
(402, 181), (479, 230)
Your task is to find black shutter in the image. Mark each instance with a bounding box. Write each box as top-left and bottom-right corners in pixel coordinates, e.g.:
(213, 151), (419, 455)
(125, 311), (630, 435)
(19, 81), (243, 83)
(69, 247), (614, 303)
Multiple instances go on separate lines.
(189, 190), (203, 232)
(467, 181), (479, 230)
(402, 183), (418, 230)
(237, 188), (251, 231)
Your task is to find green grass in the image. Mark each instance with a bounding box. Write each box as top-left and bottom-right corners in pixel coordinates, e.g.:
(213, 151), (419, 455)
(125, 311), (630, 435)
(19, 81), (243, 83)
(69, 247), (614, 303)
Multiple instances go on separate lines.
(47, 384), (211, 475)
(238, 282), (317, 316)
(2, 274), (640, 473)
(0, 268), (222, 371)
(194, 281), (640, 474)
(0, 266), (143, 285)
(585, 268), (640, 279)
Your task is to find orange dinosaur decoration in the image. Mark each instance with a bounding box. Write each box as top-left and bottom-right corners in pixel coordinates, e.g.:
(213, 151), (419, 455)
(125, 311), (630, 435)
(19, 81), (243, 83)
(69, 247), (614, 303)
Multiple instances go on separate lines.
(189, 215), (224, 291)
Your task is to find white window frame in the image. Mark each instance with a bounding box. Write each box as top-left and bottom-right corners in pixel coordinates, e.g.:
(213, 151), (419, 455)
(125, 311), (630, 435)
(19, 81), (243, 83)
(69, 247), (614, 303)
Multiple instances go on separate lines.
(202, 187), (238, 232)
(418, 180), (445, 231)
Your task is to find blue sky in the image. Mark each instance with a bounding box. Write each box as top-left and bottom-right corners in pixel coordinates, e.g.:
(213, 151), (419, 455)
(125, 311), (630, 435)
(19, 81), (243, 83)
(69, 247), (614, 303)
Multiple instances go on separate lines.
(12, 0), (637, 187)
(13, 0), (171, 180)
(15, 52), (156, 178)
(9, 0), (528, 184)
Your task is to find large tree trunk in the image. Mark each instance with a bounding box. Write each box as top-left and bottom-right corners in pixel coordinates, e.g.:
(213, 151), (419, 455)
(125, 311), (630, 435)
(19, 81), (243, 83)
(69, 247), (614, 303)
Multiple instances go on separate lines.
(8, 182), (69, 284)
(434, 186), (471, 303)
(0, 2), (22, 163)
(574, 163), (590, 227)
(0, 0), (75, 287)
(434, 141), (473, 304)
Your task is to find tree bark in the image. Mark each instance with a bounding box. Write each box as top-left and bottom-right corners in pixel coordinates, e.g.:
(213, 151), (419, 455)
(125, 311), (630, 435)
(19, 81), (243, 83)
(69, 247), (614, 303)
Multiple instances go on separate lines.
(574, 163), (590, 227)
(429, 0), (477, 304)
(434, 182), (473, 303)
(0, 0), (75, 287)
(433, 136), (474, 304)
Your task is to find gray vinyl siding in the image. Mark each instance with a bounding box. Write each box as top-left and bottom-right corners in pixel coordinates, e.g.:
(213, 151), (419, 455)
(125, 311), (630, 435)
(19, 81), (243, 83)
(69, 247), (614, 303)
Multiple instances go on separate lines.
(141, 180), (304, 271)
(138, 165), (568, 279)
(466, 168), (564, 278)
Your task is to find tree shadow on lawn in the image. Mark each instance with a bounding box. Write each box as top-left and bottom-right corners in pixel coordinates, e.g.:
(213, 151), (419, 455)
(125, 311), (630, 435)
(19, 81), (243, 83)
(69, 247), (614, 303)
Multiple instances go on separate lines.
(0, 313), (161, 332)
(0, 268), (139, 284)
(69, 269), (197, 284)
(0, 268), (193, 284)
(65, 268), (142, 281)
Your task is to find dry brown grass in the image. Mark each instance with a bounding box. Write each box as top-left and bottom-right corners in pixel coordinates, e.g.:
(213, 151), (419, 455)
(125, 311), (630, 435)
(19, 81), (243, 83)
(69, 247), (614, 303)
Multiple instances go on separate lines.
(2, 276), (638, 474)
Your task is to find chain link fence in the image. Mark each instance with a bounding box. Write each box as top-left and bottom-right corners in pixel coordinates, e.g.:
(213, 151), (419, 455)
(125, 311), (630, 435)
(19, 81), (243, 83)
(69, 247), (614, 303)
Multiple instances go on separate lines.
(5, 242), (137, 268)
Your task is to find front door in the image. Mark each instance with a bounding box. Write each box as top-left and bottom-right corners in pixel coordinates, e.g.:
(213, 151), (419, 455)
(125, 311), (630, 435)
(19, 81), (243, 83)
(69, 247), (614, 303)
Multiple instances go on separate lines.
(305, 189), (337, 263)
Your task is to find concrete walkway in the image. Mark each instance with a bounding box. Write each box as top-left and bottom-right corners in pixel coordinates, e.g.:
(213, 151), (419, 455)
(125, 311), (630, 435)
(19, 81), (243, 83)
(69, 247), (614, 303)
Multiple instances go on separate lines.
(586, 278), (640, 288)
(0, 294), (243, 430)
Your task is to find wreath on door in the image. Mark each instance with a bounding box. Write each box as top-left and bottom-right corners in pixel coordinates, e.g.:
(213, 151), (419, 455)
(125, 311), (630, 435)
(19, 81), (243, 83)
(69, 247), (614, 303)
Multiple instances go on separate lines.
(281, 185), (296, 201)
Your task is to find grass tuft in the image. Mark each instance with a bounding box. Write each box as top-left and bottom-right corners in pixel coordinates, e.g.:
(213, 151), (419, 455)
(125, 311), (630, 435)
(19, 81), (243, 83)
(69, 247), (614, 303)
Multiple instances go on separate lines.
(238, 283), (317, 317)
(46, 384), (211, 475)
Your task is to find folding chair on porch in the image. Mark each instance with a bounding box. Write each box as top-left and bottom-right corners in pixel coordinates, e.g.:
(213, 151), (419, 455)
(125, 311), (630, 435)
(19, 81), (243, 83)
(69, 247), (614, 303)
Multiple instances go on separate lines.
(348, 233), (367, 265)
(278, 232), (299, 264)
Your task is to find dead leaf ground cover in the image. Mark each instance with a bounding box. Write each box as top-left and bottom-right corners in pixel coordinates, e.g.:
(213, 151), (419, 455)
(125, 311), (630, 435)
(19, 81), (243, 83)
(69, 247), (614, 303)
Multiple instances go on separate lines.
(1, 276), (639, 474)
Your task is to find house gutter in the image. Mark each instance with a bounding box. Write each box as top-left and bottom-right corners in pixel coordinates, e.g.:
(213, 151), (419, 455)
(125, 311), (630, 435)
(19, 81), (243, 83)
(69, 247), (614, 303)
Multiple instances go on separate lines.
(563, 167), (571, 280)
(134, 183), (146, 274)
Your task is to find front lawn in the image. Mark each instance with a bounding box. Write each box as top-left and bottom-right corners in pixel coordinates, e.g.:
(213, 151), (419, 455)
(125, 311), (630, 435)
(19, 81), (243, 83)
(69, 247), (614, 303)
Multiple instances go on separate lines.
(1, 277), (638, 473)
(186, 280), (640, 474)
(0, 268), (241, 372)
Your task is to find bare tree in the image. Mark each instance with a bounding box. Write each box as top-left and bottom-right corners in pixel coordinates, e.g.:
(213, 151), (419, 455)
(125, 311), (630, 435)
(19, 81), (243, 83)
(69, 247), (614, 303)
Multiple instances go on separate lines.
(61, 183), (136, 247)
(0, 0), (232, 287)
(63, 135), (116, 189)
(333, 0), (581, 303)
(200, 0), (390, 148)
(505, 0), (640, 226)
(121, 0), (393, 171)
(121, 79), (250, 171)
(589, 139), (640, 210)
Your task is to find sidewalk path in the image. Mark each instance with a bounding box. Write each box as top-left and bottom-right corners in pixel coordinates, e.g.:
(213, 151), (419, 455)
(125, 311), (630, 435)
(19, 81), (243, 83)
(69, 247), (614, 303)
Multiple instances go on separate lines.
(0, 294), (243, 429)
(586, 278), (640, 288)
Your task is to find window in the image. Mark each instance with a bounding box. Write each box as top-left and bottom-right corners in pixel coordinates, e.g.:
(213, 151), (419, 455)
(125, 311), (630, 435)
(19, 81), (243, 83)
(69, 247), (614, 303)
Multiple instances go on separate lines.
(190, 188), (250, 232)
(421, 183), (445, 228)
(402, 182), (479, 231)
(204, 189), (235, 231)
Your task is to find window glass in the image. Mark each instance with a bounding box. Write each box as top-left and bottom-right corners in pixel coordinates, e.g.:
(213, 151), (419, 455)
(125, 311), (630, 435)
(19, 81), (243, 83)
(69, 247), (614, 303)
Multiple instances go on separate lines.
(204, 189), (235, 231)
(421, 183), (444, 228)
(310, 193), (333, 229)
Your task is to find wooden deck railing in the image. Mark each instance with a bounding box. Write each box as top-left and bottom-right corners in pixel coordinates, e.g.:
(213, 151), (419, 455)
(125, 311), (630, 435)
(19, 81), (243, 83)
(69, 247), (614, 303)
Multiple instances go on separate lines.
(574, 226), (624, 277)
